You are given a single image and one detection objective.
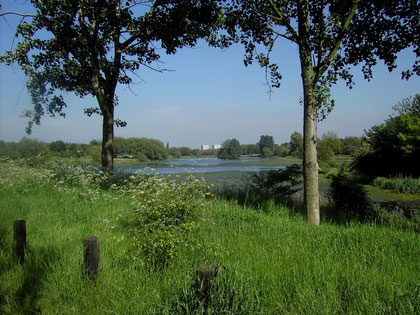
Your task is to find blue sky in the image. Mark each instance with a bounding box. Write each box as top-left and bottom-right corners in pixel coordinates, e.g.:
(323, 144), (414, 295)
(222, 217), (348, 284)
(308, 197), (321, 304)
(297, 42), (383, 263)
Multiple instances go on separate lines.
(1, 2), (419, 148)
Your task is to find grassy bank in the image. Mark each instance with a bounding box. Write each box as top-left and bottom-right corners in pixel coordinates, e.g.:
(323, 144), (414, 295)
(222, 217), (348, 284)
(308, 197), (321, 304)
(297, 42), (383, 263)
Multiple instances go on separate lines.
(0, 160), (419, 313)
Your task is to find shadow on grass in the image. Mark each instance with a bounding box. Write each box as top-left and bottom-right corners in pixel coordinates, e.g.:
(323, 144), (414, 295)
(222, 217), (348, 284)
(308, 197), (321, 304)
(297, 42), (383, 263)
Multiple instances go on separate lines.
(211, 183), (305, 217)
(0, 243), (60, 314)
(213, 183), (420, 232)
(162, 269), (263, 314)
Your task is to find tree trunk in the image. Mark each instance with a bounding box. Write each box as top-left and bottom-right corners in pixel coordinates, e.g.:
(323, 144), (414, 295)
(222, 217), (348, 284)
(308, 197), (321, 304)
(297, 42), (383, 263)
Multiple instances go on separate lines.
(101, 98), (114, 172)
(302, 84), (320, 225)
(298, 0), (320, 225)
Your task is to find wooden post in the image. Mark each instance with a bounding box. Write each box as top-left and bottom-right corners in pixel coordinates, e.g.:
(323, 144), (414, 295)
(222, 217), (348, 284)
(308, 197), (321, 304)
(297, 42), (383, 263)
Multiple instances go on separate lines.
(83, 237), (99, 281)
(13, 220), (26, 264)
(197, 264), (218, 300)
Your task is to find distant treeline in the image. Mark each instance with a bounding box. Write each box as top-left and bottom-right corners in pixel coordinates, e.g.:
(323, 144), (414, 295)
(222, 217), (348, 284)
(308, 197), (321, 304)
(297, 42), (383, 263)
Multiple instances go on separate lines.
(0, 132), (364, 164)
(216, 133), (363, 161)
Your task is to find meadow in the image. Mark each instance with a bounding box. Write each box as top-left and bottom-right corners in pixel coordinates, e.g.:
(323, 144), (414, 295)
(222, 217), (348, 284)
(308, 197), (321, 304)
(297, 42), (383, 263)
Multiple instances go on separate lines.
(0, 159), (419, 314)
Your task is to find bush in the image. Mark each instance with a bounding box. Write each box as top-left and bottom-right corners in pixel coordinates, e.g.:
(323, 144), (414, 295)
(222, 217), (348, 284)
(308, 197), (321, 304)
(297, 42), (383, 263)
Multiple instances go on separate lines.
(246, 164), (303, 203)
(122, 175), (208, 269)
(328, 172), (373, 221)
(137, 152), (148, 162)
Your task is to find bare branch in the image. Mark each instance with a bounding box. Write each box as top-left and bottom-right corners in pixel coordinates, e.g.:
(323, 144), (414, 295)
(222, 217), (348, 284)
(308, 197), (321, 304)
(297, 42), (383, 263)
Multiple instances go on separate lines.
(0, 11), (35, 17)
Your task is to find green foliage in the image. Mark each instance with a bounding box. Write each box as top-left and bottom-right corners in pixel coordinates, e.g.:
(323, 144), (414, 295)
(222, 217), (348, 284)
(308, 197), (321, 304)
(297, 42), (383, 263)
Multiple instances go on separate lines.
(321, 131), (343, 154)
(289, 132), (303, 159)
(218, 138), (242, 160)
(115, 137), (168, 161)
(262, 147), (273, 158)
(122, 175), (208, 269)
(88, 145), (102, 164)
(317, 138), (336, 168)
(373, 176), (420, 195)
(246, 164), (303, 203)
(257, 135), (274, 155)
(136, 152), (148, 162)
(354, 95), (420, 178)
(328, 172), (373, 221)
(273, 144), (289, 157)
(48, 140), (66, 152)
(241, 144), (258, 155)
(342, 136), (363, 156)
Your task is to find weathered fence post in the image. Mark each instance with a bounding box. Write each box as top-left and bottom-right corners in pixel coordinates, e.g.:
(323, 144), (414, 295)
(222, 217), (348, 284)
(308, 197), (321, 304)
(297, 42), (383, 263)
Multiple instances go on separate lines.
(196, 264), (218, 301)
(83, 237), (99, 281)
(13, 220), (26, 264)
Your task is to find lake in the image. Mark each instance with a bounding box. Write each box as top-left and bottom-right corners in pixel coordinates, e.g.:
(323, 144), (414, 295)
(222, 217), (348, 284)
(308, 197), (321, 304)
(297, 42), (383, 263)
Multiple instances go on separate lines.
(115, 157), (297, 175)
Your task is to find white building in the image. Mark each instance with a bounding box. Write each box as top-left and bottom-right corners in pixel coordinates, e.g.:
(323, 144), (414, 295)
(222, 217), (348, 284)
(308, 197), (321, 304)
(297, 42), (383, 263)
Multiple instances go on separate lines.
(201, 144), (210, 150)
(212, 144), (221, 150)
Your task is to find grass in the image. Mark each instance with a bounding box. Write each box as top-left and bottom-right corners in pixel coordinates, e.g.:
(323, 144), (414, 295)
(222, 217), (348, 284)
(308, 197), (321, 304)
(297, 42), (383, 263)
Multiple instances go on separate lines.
(1, 160), (419, 313)
(373, 176), (420, 195)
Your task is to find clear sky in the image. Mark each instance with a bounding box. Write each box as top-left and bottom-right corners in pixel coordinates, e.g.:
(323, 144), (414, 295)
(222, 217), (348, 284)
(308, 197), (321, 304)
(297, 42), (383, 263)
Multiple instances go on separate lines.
(1, 2), (419, 148)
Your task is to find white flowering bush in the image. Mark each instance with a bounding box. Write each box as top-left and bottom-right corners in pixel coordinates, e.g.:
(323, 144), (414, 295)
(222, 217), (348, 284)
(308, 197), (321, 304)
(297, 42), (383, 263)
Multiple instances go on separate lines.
(119, 175), (209, 269)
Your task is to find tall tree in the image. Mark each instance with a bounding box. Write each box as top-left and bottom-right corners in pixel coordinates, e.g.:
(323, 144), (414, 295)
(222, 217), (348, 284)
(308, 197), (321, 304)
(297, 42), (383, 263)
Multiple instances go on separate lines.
(216, 0), (419, 225)
(257, 134), (275, 155)
(0, 0), (220, 171)
(218, 138), (242, 159)
(289, 131), (303, 158)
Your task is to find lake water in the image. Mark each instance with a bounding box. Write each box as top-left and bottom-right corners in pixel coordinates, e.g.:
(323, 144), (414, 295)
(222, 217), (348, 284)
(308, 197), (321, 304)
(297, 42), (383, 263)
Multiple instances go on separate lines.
(116, 157), (288, 175)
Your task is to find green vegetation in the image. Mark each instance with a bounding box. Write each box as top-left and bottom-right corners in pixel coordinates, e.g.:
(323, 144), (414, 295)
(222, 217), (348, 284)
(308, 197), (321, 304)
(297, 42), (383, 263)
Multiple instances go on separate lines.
(1, 159), (419, 313)
(373, 177), (420, 195)
(218, 138), (242, 160)
(354, 94), (420, 179)
(114, 137), (169, 161)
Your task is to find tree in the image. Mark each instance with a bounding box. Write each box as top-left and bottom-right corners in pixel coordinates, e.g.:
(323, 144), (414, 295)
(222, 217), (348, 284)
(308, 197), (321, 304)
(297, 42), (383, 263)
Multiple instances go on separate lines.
(317, 137), (335, 167)
(354, 95), (420, 178)
(321, 131), (343, 155)
(289, 132), (303, 159)
(0, 1), (220, 171)
(241, 144), (258, 155)
(273, 143), (289, 157)
(218, 138), (242, 159)
(217, 0), (419, 225)
(49, 140), (67, 152)
(257, 134), (275, 156)
(342, 136), (362, 156)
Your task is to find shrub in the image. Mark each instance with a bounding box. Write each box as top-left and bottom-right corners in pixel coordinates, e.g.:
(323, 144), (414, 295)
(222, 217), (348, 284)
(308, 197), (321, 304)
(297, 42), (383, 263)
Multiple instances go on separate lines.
(122, 175), (208, 269)
(328, 172), (373, 221)
(137, 152), (148, 162)
(246, 164), (303, 203)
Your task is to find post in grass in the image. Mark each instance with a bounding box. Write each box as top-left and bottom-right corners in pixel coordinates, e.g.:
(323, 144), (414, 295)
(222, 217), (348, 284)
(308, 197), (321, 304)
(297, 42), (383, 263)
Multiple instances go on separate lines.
(196, 264), (219, 300)
(13, 220), (26, 264)
(83, 237), (99, 281)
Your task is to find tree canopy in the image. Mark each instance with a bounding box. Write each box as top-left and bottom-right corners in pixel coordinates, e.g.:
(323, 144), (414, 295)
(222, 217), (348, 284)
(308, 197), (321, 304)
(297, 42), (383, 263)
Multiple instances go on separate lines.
(0, 0), (221, 171)
(354, 94), (420, 178)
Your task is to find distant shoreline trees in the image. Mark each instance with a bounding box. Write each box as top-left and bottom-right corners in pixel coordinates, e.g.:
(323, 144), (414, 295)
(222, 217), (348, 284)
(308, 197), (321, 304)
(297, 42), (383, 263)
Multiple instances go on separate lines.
(0, 130), (366, 163)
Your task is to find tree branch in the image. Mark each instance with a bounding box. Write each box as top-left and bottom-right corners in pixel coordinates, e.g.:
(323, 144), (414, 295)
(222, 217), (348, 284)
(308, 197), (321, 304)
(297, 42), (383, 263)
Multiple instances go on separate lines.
(0, 11), (35, 17)
(314, 0), (360, 82)
(267, 0), (298, 42)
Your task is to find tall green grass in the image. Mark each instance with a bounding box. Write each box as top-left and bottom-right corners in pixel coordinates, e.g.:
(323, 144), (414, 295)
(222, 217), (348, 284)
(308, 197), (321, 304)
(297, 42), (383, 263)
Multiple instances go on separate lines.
(1, 160), (419, 313)
(373, 176), (420, 194)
